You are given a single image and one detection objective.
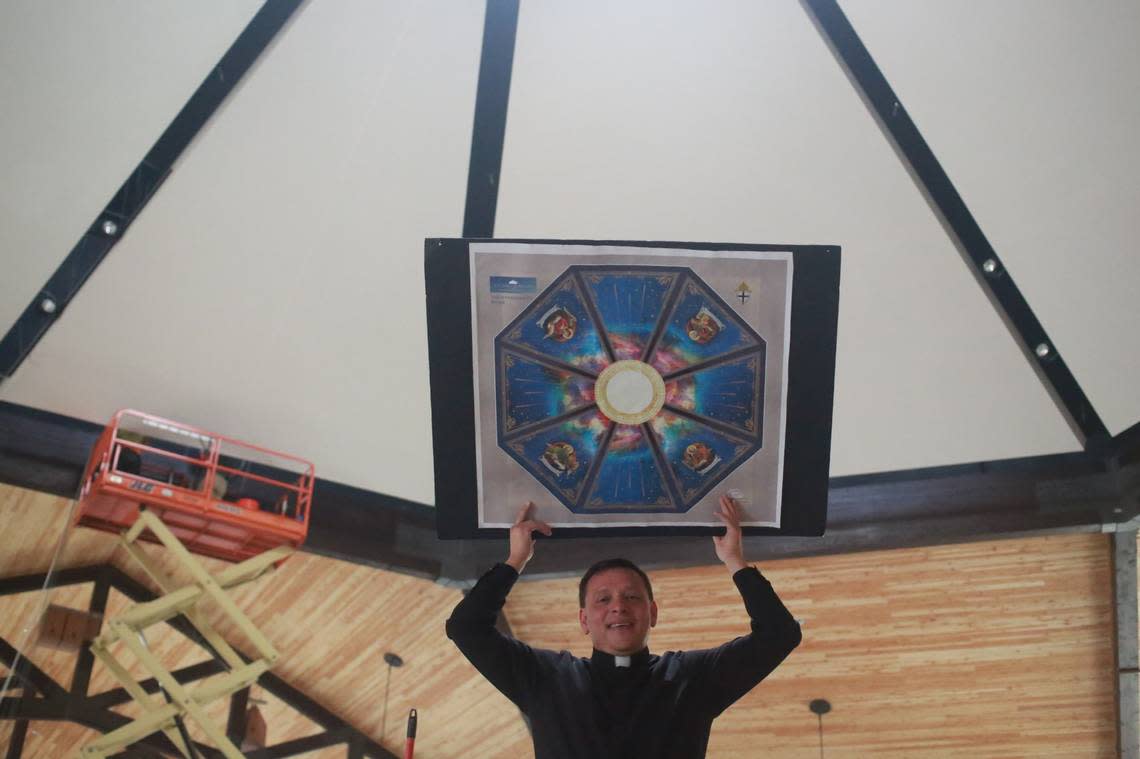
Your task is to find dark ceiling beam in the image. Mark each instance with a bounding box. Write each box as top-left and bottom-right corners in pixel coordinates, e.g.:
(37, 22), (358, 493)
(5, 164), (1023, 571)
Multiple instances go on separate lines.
(0, 637), (68, 702)
(0, 402), (102, 496)
(462, 0), (520, 237)
(0, 563), (103, 596)
(70, 567), (110, 699)
(3, 400), (1139, 584)
(1115, 419), (1140, 469)
(0, 627), (221, 756)
(225, 684), (250, 748)
(307, 479), (439, 579)
(0, 694), (219, 758)
(0, 0), (304, 382)
(243, 728), (351, 759)
(5, 716), (28, 759)
(802, 0), (1109, 449)
(88, 660), (227, 710)
(255, 671), (392, 757)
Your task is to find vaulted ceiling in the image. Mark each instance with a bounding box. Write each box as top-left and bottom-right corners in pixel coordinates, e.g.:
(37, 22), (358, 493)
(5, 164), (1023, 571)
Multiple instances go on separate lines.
(2, 0), (1136, 523)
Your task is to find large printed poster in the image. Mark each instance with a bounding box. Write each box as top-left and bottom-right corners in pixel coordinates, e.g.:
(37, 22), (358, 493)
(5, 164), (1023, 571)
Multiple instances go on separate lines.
(469, 242), (793, 528)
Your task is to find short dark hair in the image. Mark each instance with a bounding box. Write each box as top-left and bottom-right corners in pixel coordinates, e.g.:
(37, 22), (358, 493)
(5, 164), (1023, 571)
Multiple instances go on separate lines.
(578, 558), (654, 607)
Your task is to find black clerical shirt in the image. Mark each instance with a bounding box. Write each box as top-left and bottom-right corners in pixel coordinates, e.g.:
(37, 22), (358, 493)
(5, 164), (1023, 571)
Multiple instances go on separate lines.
(446, 563), (801, 759)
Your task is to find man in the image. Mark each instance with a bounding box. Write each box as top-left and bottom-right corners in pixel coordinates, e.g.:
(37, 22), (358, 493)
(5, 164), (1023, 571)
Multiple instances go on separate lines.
(446, 494), (801, 759)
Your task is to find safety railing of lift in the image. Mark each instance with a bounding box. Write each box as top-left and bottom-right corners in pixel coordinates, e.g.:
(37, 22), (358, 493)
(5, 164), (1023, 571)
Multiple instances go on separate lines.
(100, 410), (314, 526)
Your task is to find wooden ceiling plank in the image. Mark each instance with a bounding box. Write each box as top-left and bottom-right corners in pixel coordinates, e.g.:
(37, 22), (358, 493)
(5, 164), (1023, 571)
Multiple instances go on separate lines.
(0, 636), (67, 701)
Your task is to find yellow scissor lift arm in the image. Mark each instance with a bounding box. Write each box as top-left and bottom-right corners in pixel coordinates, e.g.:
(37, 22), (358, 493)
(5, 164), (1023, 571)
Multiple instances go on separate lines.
(80, 508), (293, 759)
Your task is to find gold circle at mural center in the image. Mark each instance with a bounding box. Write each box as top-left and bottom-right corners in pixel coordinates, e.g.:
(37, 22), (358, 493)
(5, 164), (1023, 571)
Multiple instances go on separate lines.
(594, 360), (666, 425)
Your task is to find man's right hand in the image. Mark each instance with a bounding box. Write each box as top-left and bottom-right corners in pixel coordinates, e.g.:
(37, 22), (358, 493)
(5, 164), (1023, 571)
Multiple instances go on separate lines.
(506, 501), (552, 573)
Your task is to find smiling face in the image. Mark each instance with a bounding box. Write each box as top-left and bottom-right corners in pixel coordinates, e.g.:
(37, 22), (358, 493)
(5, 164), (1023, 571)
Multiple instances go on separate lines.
(578, 568), (658, 655)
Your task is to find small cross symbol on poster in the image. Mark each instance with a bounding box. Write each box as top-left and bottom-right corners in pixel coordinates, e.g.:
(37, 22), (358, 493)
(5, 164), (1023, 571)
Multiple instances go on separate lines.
(736, 281), (752, 304)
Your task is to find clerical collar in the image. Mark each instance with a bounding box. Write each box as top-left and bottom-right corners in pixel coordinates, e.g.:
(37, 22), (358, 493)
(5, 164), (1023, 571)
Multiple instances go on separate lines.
(590, 648), (651, 670)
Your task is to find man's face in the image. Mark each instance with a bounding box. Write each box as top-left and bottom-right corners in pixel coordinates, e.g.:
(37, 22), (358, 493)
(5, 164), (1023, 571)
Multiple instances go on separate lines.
(578, 568), (658, 655)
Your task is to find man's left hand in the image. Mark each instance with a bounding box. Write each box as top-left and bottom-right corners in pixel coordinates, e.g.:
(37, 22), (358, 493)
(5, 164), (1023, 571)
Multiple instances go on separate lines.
(713, 493), (748, 574)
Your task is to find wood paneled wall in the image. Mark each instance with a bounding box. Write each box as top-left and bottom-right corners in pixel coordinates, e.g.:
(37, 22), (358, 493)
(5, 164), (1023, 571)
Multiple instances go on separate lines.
(0, 485), (121, 578)
(0, 486), (532, 758)
(0, 483), (1129, 757)
(506, 534), (1120, 757)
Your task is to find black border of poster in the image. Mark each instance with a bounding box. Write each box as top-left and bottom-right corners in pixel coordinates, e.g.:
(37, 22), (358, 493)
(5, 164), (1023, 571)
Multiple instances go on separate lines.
(426, 238), (840, 539)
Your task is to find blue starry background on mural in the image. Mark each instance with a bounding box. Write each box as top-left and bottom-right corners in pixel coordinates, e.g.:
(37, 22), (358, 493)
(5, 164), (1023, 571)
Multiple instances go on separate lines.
(495, 265), (767, 514)
(582, 270), (680, 361)
(663, 353), (765, 441)
(499, 350), (596, 433)
(585, 426), (673, 511)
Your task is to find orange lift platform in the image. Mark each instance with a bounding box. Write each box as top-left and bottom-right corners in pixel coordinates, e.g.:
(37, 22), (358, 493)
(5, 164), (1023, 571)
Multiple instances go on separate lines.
(70, 410), (315, 758)
(77, 409), (314, 563)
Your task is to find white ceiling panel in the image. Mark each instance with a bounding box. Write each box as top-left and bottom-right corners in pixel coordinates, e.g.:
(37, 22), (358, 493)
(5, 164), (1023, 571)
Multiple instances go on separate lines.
(6, 0), (1128, 506)
(0, 0), (261, 331)
(495, 0), (1082, 476)
(0, 0), (484, 504)
(841, 0), (1140, 434)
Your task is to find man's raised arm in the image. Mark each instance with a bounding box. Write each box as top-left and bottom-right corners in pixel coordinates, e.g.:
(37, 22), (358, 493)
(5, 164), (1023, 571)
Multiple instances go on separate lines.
(445, 503), (552, 708)
(692, 494), (802, 716)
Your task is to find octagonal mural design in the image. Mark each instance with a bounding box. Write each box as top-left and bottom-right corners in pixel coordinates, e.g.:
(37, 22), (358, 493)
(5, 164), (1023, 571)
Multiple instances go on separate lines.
(495, 266), (766, 513)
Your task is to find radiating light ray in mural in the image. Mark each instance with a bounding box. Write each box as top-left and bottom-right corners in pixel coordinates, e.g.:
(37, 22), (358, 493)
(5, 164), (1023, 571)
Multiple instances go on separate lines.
(499, 349), (598, 436)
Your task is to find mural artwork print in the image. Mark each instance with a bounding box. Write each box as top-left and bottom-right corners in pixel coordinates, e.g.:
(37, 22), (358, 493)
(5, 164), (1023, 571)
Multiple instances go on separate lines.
(470, 243), (793, 529)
